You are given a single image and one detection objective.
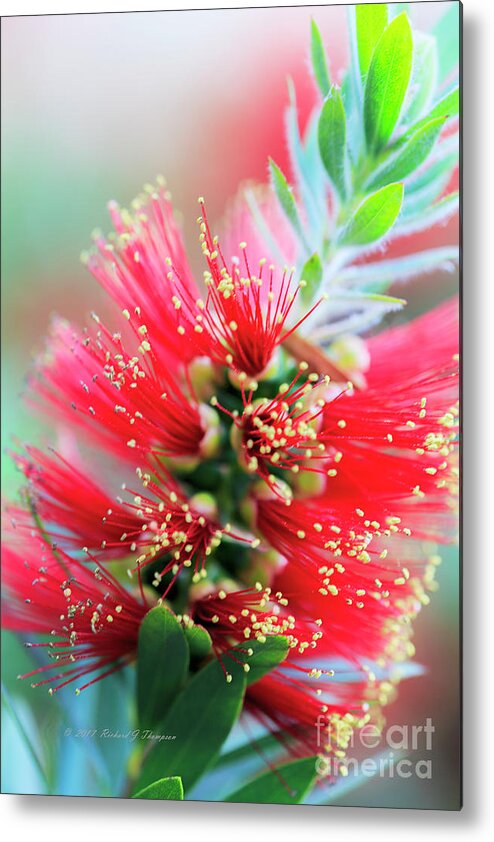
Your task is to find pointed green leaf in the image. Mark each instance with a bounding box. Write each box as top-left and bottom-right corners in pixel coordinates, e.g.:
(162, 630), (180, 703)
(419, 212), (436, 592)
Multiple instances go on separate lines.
(355, 3), (388, 78)
(364, 13), (413, 152)
(406, 134), (458, 194)
(427, 86), (459, 122)
(338, 183), (404, 246)
(133, 776), (184, 801)
(366, 116), (445, 190)
(234, 635), (289, 686)
(318, 86), (347, 200)
(133, 657), (246, 794)
(402, 86), (459, 141)
(225, 756), (317, 805)
(310, 19), (330, 97)
(300, 253), (323, 303)
(269, 159), (309, 250)
(137, 605), (189, 731)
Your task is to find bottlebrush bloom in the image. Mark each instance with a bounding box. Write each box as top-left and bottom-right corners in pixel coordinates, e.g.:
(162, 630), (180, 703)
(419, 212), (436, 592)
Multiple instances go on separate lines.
(250, 297), (459, 554)
(190, 581), (320, 662)
(83, 183), (320, 382)
(83, 177), (203, 364)
(118, 464), (258, 592)
(11, 444), (143, 554)
(30, 314), (218, 463)
(271, 550), (434, 667)
(2, 516), (149, 694)
(158, 200), (323, 381)
(2, 175), (458, 795)
(212, 365), (332, 500)
(240, 545), (435, 769)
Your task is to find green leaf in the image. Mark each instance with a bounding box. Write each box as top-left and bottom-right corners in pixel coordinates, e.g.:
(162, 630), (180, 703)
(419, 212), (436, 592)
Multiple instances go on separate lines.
(300, 253), (323, 303)
(269, 158), (309, 250)
(404, 33), (438, 124)
(318, 86), (347, 200)
(364, 13), (413, 153)
(338, 182), (404, 246)
(402, 87), (459, 141)
(310, 19), (331, 97)
(433, 2), (460, 83)
(225, 756), (317, 805)
(428, 86), (459, 122)
(183, 622), (213, 661)
(235, 635), (289, 686)
(406, 132), (458, 193)
(133, 657), (246, 794)
(137, 605), (189, 730)
(366, 116), (445, 191)
(355, 3), (388, 78)
(133, 776), (184, 801)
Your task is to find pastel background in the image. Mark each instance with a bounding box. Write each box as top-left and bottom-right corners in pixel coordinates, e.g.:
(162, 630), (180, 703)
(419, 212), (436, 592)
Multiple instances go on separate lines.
(1, 3), (460, 808)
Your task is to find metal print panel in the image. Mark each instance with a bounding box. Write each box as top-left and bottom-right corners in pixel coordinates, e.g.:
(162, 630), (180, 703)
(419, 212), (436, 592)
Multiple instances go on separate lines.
(1, 2), (461, 809)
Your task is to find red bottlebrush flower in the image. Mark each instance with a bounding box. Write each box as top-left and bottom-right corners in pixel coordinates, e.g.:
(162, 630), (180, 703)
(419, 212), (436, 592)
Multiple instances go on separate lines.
(247, 297), (458, 541)
(212, 364), (332, 500)
(164, 201), (323, 380)
(191, 582), (318, 659)
(11, 444), (143, 555)
(83, 182), (317, 382)
(271, 552), (429, 668)
(83, 178), (202, 364)
(30, 315), (217, 463)
(240, 530), (436, 766)
(207, 297), (459, 516)
(245, 670), (371, 767)
(2, 520), (149, 694)
(316, 297), (459, 506)
(116, 464), (257, 593)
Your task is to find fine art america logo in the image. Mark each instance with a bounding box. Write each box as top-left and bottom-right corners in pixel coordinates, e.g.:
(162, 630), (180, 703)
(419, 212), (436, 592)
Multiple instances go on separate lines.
(315, 718), (435, 780)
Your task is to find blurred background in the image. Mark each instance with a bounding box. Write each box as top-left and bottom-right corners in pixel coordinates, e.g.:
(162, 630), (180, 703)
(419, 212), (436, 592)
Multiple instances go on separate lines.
(1, 3), (460, 808)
